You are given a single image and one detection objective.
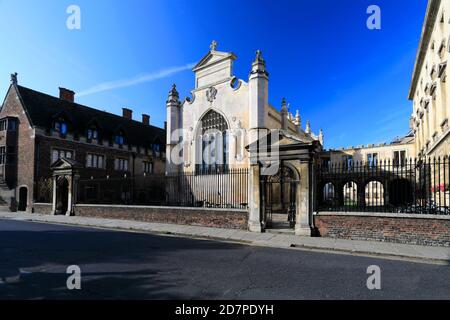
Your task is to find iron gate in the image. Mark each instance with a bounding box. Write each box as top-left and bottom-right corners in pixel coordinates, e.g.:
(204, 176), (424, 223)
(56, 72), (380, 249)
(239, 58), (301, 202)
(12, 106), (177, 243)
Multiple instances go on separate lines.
(261, 165), (297, 228)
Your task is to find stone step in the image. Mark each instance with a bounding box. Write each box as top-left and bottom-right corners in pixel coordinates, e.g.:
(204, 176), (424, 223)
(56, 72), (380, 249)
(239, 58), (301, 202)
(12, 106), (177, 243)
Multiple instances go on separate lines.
(269, 221), (291, 228)
(270, 213), (290, 223)
(266, 218), (294, 235)
(266, 228), (295, 235)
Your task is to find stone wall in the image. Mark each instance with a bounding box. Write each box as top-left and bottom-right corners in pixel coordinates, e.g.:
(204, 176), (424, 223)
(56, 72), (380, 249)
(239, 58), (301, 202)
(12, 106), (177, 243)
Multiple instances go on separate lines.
(315, 212), (450, 247)
(33, 203), (53, 214)
(74, 204), (248, 230)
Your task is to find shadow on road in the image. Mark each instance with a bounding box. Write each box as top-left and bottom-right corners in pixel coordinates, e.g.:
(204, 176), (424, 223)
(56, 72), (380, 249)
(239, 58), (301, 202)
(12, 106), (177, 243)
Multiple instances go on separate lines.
(0, 224), (240, 299)
(2, 220), (450, 300)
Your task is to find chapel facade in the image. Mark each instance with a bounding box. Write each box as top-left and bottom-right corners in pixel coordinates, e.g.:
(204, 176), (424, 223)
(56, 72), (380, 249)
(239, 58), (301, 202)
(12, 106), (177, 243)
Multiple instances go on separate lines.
(165, 42), (323, 234)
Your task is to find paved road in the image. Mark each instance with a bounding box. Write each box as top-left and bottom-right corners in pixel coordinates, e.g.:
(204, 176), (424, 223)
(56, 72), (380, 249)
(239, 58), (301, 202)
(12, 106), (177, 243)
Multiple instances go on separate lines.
(0, 219), (449, 300)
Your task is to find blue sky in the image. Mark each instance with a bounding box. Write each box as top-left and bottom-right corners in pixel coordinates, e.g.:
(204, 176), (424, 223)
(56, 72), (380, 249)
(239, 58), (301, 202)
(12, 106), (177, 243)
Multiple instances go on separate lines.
(0, 0), (427, 149)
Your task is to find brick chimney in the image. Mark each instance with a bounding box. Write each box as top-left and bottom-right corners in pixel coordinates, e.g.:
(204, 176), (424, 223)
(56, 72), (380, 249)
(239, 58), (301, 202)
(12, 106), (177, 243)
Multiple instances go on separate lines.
(142, 114), (150, 125)
(122, 108), (133, 120)
(59, 87), (75, 103)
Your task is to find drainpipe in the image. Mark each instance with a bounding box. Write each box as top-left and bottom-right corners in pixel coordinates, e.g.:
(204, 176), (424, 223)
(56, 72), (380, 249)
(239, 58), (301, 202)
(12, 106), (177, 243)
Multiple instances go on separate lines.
(132, 153), (136, 203)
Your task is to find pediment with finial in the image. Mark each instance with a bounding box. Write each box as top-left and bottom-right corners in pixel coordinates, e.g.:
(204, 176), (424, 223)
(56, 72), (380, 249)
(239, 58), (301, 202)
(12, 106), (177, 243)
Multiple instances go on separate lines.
(193, 41), (237, 89)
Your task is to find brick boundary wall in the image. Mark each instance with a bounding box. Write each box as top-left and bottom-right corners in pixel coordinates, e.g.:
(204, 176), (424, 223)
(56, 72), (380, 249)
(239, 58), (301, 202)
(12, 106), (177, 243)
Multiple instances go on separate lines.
(74, 204), (248, 230)
(314, 212), (450, 247)
(32, 203), (248, 229)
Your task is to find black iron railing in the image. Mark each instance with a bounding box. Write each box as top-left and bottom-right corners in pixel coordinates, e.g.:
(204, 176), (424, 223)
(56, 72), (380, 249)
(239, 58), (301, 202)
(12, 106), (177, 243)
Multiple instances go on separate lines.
(165, 168), (248, 208)
(315, 157), (450, 215)
(73, 169), (248, 209)
(34, 177), (53, 203)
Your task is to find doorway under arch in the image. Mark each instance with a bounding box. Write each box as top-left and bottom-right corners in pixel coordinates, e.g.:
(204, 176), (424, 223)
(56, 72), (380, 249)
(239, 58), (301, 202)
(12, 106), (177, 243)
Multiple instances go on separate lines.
(56, 177), (69, 215)
(262, 164), (299, 229)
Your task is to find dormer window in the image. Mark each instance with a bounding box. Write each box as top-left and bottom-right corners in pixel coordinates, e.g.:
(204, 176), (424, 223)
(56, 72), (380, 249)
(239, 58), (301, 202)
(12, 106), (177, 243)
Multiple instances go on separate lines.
(54, 119), (68, 136)
(87, 127), (98, 141)
(114, 132), (125, 146)
(152, 143), (161, 153)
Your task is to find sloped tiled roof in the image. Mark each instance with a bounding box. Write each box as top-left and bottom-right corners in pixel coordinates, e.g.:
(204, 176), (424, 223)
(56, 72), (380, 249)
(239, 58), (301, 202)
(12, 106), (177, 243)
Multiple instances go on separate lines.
(15, 85), (165, 148)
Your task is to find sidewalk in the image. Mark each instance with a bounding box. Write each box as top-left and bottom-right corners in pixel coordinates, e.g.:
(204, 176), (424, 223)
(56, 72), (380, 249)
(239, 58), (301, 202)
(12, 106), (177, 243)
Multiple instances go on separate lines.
(1, 210), (449, 265)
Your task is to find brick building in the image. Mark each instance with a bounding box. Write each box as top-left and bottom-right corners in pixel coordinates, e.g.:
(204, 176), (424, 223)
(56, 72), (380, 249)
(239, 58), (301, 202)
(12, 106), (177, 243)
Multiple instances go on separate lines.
(0, 74), (166, 213)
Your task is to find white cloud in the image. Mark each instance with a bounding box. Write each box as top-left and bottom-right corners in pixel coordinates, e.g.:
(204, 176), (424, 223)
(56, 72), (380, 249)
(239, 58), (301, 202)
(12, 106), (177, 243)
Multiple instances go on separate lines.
(77, 63), (195, 97)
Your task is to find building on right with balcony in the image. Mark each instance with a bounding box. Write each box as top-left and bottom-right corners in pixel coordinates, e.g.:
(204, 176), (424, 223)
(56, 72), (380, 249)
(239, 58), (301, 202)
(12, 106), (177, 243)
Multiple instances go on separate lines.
(409, 0), (450, 158)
